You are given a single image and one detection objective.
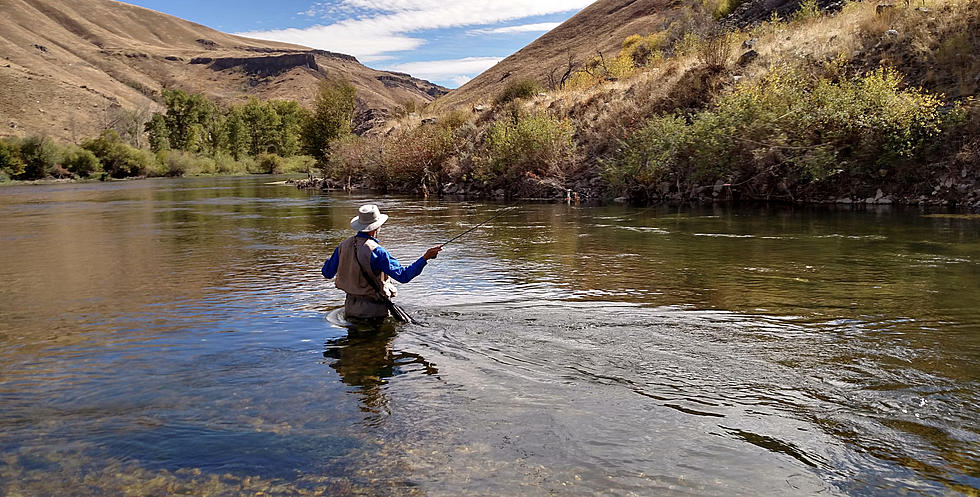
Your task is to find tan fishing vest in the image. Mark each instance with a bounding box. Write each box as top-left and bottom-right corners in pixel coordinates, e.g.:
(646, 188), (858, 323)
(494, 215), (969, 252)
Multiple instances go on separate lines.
(334, 235), (395, 299)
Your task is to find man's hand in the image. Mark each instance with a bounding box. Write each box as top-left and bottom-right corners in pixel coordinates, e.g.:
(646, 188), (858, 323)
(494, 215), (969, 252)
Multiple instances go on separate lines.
(423, 245), (443, 261)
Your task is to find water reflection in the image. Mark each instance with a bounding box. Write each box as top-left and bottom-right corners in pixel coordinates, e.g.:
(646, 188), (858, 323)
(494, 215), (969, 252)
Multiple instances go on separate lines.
(323, 321), (438, 422)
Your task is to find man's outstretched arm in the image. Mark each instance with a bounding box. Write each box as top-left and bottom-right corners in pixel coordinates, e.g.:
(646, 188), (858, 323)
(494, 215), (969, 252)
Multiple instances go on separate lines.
(371, 245), (442, 283)
(321, 246), (340, 279)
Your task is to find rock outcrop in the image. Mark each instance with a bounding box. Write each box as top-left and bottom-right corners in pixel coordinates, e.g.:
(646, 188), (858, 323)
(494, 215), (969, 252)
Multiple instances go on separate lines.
(193, 53), (319, 77)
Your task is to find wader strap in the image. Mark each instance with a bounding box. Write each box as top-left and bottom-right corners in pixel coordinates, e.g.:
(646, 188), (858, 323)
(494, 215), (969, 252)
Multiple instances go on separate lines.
(351, 239), (414, 324)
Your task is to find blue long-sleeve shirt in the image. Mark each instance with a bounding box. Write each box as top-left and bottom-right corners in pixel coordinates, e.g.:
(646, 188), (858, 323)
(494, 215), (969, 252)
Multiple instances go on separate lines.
(321, 232), (428, 284)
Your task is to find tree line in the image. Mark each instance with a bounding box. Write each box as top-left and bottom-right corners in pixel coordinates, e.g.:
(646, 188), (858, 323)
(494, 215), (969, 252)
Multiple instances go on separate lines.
(1, 81), (356, 181)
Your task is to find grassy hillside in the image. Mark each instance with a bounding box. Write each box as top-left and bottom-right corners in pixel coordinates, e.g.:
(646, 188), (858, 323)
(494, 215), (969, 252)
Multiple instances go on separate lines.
(0, 0), (446, 143)
(434, 0), (685, 111)
(312, 0), (978, 209)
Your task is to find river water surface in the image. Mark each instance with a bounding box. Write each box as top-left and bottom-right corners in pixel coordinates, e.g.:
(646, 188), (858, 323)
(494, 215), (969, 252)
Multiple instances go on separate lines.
(0, 176), (977, 496)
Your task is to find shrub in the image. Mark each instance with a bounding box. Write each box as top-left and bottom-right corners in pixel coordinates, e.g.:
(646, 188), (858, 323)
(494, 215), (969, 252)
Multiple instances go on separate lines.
(439, 110), (471, 131)
(64, 147), (102, 177)
(324, 113), (476, 193)
(82, 130), (158, 178)
(563, 70), (604, 91)
(607, 66), (961, 195)
(385, 117), (472, 191)
(622, 32), (668, 67)
(380, 125), (453, 190)
(392, 100), (420, 118)
(18, 136), (63, 179)
(711, 0), (751, 18)
(0, 139), (25, 178)
(157, 150), (219, 176)
(324, 134), (377, 189)
(256, 153), (286, 174)
(675, 32), (704, 57)
(49, 164), (73, 179)
(792, 0), (821, 23)
(495, 79), (543, 106)
(696, 32), (736, 69)
(484, 113), (577, 182)
(281, 155), (316, 174)
(604, 114), (690, 187)
(214, 153), (248, 175)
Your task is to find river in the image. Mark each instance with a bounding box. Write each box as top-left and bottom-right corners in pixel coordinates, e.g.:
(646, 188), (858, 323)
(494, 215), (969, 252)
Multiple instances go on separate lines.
(0, 176), (977, 496)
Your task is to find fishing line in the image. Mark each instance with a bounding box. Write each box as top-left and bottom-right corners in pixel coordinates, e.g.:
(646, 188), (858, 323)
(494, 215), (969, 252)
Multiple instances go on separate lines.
(439, 180), (565, 247)
(440, 202), (520, 246)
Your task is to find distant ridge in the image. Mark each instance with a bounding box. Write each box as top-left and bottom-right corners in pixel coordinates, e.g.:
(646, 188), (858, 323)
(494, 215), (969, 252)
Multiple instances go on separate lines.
(434, 0), (678, 109)
(0, 0), (448, 141)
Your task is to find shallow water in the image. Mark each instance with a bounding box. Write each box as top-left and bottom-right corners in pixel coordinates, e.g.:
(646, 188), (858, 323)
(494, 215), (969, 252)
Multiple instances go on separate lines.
(0, 176), (977, 496)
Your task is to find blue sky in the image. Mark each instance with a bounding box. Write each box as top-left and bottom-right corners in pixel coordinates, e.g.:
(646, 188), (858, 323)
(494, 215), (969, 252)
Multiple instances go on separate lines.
(123, 0), (592, 88)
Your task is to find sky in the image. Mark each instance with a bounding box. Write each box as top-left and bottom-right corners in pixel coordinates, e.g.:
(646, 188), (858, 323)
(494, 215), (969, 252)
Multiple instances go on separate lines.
(122, 0), (593, 88)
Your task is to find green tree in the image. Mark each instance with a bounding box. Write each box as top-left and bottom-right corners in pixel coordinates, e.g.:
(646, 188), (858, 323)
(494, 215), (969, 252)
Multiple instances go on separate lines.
(162, 89), (213, 151)
(243, 98), (281, 156)
(145, 113), (170, 152)
(301, 80), (356, 163)
(185, 123), (205, 154)
(202, 110), (226, 157)
(271, 100), (305, 157)
(224, 106), (249, 161)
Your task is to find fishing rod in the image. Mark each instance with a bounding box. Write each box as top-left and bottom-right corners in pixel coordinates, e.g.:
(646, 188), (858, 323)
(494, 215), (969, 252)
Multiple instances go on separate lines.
(441, 204), (518, 247)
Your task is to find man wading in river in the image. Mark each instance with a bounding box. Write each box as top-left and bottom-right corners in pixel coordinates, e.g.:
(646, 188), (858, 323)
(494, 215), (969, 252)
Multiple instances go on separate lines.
(322, 204), (442, 322)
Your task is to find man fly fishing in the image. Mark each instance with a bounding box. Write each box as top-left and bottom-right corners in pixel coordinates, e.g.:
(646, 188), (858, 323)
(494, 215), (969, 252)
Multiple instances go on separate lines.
(322, 203), (514, 324)
(322, 204), (442, 323)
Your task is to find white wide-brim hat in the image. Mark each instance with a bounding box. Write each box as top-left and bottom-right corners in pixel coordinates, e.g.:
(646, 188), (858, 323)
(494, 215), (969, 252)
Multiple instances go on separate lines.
(350, 204), (389, 232)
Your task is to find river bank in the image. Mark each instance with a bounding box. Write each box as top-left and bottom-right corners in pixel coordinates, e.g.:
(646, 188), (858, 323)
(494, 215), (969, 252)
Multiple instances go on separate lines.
(0, 172), (302, 188)
(293, 165), (980, 211)
(305, 0), (978, 213)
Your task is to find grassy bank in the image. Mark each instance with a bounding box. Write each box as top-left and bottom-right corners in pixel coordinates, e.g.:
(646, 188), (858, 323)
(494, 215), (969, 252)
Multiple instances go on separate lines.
(0, 132), (314, 183)
(313, 0), (978, 209)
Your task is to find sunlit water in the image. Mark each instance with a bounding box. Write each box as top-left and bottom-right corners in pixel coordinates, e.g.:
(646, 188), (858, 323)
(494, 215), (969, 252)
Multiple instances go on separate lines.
(0, 176), (977, 496)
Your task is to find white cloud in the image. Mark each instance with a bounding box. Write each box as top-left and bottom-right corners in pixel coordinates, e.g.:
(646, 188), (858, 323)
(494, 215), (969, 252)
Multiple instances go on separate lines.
(383, 56), (503, 82)
(297, 2), (328, 16)
(238, 24), (425, 61)
(451, 75), (472, 86)
(237, 0), (590, 61)
(468, 22), (560, 36)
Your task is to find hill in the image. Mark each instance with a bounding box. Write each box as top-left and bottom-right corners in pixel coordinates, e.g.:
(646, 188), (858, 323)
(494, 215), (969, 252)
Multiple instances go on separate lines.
(311, 0), (978, 210)
(435, 0), (691, 110)
(434, 0), (833, 110)
(0, 0), (447, 142)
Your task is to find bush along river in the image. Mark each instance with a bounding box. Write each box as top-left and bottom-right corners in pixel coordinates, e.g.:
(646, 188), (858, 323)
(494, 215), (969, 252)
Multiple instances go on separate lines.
(0, 175), (977, 496)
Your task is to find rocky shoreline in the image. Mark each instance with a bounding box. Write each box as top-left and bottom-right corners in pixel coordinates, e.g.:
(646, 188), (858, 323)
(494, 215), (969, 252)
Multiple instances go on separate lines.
(292, 169), (980, 212)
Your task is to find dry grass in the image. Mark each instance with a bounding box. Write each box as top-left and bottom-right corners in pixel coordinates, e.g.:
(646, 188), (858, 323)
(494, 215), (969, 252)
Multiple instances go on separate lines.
(1, 0), (442, 143)
(434, 0), (692, 110)
(367, 0), (977, 197)
(440, 0), (976, 137)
